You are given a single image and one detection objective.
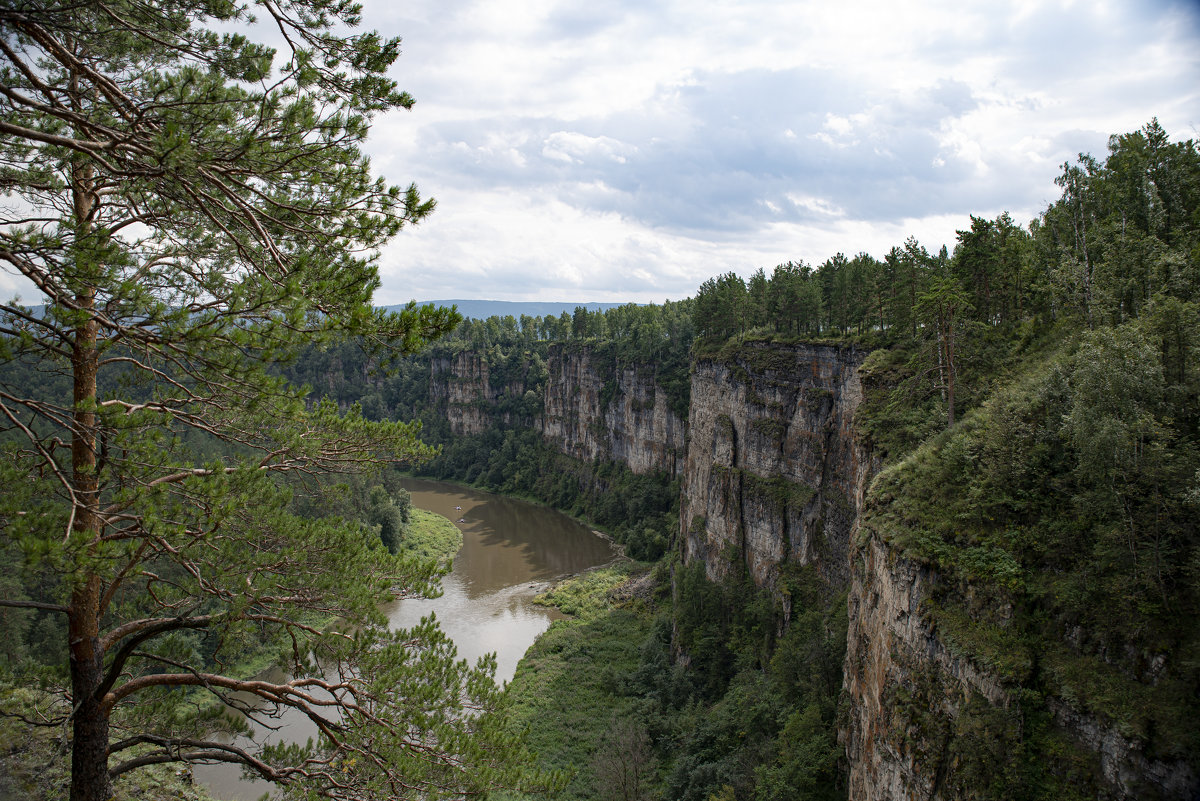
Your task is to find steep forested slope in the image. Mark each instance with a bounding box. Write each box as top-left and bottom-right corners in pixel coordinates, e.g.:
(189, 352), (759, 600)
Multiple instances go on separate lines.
(846, 328), (1199, 798)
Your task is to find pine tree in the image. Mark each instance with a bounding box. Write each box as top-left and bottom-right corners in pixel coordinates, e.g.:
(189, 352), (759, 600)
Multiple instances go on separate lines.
(0, 3), (542, 799)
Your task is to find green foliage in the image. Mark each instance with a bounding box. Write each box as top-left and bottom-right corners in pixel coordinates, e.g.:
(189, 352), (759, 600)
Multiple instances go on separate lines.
(860, 317), (1200, 779)
(395, 508), (463, 567)
(742, 472), (816, 516)
(753, 703), (841, 801)
(660, 563), (846, 801)
(694, 273), (750, 342)
(534, 564), (643, 620)
(507, 561), (847, 801)
(0, 681), (225, 801)
(506, 571), (655, 801)
(749, 417), (786, 441)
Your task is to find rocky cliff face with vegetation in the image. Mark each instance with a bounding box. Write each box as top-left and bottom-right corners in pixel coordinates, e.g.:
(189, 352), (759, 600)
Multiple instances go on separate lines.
(844, 481), (1198, 801)
(426, 344), (686, 477)
(429, 352), (494, 436)
(840, 335), (1200, 801)
(541, 345), (687, 477)
(679, 340), (874, 591)
(673, 331), (1198, 801)
(409, 123), (1199, 801)
(842, 531), (1014, 799)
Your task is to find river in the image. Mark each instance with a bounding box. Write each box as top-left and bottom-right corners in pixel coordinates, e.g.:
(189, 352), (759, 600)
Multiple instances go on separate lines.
(196, 477), (617, 800)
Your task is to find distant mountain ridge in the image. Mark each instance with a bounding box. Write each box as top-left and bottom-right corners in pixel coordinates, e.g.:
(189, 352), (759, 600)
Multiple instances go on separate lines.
(383, 299), (627, 321)
(10, 300), (629, 324)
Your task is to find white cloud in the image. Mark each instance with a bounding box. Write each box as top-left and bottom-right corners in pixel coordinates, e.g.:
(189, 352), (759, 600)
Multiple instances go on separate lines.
(8, 0), (1195, 307)
(541, 132), (633, 165)
(361, 0), (1200, 301)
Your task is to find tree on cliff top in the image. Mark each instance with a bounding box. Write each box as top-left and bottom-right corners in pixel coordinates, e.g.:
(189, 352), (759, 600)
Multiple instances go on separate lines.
(0, 3), (541, 800)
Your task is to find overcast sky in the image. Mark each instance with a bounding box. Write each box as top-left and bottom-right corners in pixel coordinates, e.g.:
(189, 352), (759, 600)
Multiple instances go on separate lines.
(361, 0), (1200, 305)
(1, 0), (1197, 307)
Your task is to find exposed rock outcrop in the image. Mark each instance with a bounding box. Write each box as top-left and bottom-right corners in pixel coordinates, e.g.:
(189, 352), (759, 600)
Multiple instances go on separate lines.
(843, 523), (1199, 800)
(679, 341), (875, 590)
(429, 352), (494, 436)
(842, 530), (1008, 799)
(540, 346), (686, 477)
(844, 465), (1200, 796)
(428, 345), (685, 477)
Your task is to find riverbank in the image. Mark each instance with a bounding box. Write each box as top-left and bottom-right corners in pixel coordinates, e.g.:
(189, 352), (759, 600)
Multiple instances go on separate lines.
(505, 563), (662, 800)
(398, 507), (464, 566)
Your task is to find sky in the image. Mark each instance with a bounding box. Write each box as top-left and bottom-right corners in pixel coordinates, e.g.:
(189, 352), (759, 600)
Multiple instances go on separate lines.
(0, 0), (1197, 307)
(361, 0), (1200, 305)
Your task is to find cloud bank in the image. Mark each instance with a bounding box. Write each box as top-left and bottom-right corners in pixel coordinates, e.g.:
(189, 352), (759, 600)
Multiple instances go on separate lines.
(1, 0), (1196, 305)
(359, 0), (1199, 305)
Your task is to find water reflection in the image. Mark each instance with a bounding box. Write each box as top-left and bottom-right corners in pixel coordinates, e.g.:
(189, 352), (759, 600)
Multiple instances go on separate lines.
(195, 478), (615, 800)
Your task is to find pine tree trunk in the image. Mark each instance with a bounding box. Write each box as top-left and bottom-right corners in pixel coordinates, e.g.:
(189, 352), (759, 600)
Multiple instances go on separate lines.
(68, 144), (113, 801)
(68, 310), (111, 801)
(69, 576), (111, 801)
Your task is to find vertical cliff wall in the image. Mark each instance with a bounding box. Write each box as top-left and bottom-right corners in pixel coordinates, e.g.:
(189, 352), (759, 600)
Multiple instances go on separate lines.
(843, 514), (1198, 800)
(843, 529), (1011, 799)
(428, 352), (495, 436)
(679, 341), (875, 590)
(540, 345), (687, 477)
(427, 345), (686, 477)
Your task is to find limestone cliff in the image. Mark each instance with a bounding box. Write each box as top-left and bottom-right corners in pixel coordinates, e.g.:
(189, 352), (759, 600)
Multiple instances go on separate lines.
(428, 344), (685, 477)
(679, 341), (875, 590)
(540, 345), (686, 476)
(425, 336), (1197, 799)
(428, 352), (494, 436)
(843, 519), (1198, 801)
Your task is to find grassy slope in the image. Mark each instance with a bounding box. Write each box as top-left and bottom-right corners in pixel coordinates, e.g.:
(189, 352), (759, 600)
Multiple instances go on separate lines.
(503, 563), (655, 800)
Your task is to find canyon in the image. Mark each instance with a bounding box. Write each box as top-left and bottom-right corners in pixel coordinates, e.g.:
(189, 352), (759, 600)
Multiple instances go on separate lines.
(422, 338), (1196, 801)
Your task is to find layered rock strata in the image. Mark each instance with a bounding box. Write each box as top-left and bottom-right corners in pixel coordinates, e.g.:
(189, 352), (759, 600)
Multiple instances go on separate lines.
(539, 346), (686, 476)
(428, 352), (495, 436)
(429, 346), (686, 476)
(679, 341), (874, 590)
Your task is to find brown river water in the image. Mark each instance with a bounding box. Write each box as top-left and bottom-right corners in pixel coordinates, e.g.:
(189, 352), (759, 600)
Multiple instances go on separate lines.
(194, 477), (617, 799)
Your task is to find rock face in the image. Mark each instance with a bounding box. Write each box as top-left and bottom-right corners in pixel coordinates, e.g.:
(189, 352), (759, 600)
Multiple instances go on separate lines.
(427, 337), (1198, 799)
(540, 345), (686, 476)
(679, 342), (874, 590)
(428, 352), (495, 436)
(843, 525), (1199, 800)
(842, 531), (1009, 799)
(428, 345), (686, 476)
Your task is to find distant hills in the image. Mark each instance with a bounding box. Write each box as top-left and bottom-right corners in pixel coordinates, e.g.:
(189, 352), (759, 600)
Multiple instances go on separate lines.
(384, 299), (627, 321)
(12, 300), (629, 324)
